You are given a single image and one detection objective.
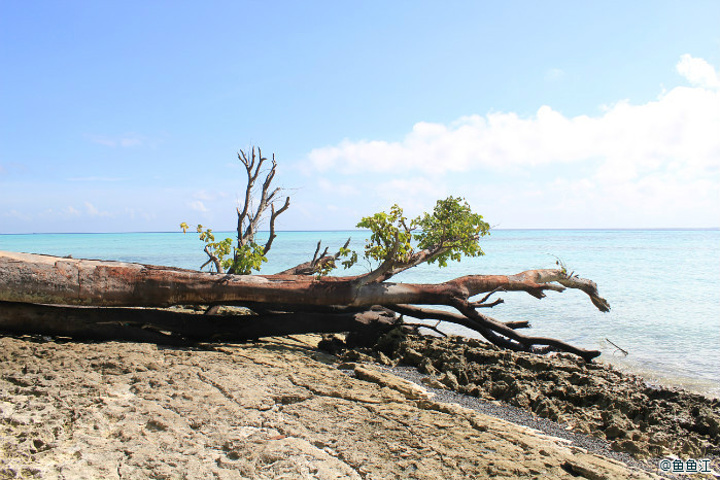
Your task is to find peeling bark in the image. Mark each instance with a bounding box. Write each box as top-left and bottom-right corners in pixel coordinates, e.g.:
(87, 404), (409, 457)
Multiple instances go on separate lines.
(0, 251), (608, 360)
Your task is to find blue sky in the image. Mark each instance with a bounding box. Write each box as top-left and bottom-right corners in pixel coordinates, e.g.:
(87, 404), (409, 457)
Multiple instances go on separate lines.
(1, 1), (719, 233)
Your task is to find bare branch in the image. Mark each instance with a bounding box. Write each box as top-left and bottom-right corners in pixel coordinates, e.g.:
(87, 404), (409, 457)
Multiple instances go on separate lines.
(403, 321), (448, 337)
(202, 245), (223, 273)
(310, 241), (322, 264)
(236, 148), (259, 241)
(276, 238), (351, 276)
(263, 196), (290, 255)
(237, 147), (272, 247)
(232, 147), (291, 266)
(470, 287), (505, 307)
(389, 304), (529, 330)
(449, 298), (601, 361)
(470, 298), (504, 308)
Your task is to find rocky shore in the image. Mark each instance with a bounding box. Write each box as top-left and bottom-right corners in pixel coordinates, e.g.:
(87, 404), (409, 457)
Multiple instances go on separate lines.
(329, 330), (720, 473)
(0, 331), (674, 479)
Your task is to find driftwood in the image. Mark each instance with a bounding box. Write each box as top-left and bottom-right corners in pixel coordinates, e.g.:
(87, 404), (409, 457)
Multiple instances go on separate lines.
(0, 250), (609, 361)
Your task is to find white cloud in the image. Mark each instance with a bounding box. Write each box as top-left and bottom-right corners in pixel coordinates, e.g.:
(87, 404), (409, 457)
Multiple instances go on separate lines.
(305, 55), (720, 227)
(309, 87), (718, 176)
(676, 54), (720, 88)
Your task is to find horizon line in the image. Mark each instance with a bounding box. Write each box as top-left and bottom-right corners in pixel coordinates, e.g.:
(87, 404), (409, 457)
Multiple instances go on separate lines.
(2, 227), (719, 236)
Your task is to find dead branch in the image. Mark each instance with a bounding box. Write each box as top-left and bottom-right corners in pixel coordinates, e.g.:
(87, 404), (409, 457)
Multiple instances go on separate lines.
(389, 304), (529, 330)
(277, 238), (351, 276)
(234, 147), (290, 269)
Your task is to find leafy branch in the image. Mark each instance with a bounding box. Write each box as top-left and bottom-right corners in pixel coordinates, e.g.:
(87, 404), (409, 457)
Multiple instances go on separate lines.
(180, 223), (266, 275)
(340, 196), (490, 282)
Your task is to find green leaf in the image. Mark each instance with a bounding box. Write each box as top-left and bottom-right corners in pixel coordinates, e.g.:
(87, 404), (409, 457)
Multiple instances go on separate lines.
(353, 196), (490, 271)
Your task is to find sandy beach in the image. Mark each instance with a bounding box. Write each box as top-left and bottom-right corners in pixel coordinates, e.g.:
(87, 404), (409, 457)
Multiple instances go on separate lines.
(3, 326), (716, 479)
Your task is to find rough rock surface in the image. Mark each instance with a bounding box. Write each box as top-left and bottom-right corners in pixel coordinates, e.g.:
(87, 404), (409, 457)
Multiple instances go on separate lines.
(341, 331), (719, 466)
(0, 334), (661, 479)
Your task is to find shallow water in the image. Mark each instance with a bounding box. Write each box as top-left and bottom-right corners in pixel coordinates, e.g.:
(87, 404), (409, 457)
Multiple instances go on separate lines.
(2, 229), (718, 397)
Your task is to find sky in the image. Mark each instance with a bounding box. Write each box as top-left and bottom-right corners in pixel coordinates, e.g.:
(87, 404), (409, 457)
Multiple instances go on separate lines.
(1, 1), (719, 234)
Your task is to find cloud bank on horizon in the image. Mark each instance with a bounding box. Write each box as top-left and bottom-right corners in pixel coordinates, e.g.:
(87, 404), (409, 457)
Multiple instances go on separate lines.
(302, 54), (719, 229)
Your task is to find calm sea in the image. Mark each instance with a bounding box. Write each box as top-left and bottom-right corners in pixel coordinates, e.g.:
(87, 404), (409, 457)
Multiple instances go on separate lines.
(1, 229), (718, 398)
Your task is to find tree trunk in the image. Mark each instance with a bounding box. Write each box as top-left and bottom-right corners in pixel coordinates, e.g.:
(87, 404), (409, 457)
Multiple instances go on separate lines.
(0, 251), (608, 310)
(0, 251), (609, 361)
(0, 301), (396, 345)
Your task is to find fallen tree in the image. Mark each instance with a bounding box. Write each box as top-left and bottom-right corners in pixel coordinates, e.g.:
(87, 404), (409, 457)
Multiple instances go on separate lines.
(0, 147), (611, 361)
(0, 250), (608, 360)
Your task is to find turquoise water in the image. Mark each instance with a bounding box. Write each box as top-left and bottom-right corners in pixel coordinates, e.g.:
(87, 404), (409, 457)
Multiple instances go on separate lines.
(1, 229), (719, 397)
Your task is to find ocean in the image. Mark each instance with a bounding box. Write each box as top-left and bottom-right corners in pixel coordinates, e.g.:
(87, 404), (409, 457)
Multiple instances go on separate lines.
(1, 229), (718, 398)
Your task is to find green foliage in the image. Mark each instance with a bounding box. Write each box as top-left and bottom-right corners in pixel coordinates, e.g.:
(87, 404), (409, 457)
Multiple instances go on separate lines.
(414, 196), (490, 267)
(338, 245), (358, 270)
(355, 204), (415, 266)
(347, 196), (490, 270)
(232, 242), (267, 275)
(313, 262), (336, 279)
(180, 223), (267, 275)
(182, 196), (488, 276)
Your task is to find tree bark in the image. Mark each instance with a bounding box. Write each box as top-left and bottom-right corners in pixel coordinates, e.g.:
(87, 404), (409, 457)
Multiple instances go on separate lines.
(0, 251), (609, 360)
(0, 251), (607, 310)
(0, 301), (396, 345)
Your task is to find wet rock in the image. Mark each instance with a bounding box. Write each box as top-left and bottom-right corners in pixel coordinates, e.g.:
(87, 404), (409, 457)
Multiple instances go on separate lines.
(694, 408), (720, 436)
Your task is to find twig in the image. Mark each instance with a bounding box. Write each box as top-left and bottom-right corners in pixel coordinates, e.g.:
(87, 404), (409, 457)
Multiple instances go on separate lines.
(403, 322), (447, 338)
(472, 287), (506, 305)
(605, 338), (628, 357)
